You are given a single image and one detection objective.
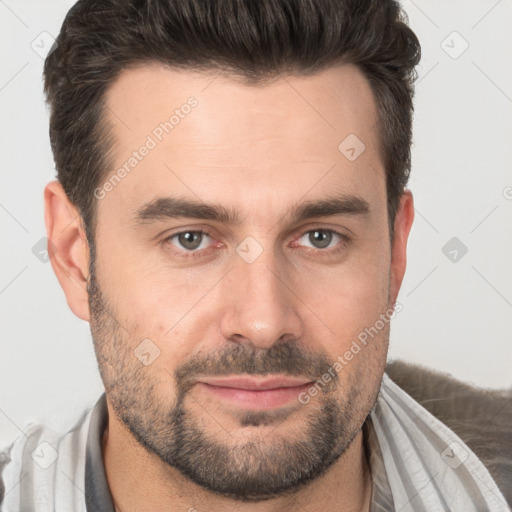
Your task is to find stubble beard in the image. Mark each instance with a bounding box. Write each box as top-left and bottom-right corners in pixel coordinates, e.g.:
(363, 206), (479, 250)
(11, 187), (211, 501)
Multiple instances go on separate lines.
(87, 266), (385, 502)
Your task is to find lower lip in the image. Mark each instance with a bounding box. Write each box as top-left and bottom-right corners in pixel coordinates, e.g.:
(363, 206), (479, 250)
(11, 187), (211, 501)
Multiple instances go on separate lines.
(197, 382), (312, 410)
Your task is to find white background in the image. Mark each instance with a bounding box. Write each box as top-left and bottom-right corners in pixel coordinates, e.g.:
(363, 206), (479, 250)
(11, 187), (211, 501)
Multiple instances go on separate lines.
(1, 0), (511, 448)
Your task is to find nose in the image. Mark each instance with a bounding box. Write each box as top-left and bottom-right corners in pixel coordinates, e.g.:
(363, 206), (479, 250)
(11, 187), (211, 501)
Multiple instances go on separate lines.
(219, 253), (304, 350)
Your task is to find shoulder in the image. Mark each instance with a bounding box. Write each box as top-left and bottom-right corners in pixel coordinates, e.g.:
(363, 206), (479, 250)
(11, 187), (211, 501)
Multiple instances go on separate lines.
(385, 359), (512, 505)
(0, 402), (98, 510)
(0, 442), (13, 507)
(0, 422), (51, 509)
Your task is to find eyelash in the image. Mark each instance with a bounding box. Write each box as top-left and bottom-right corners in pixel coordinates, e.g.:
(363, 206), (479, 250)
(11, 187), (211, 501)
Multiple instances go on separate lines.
(162, 228), (350, 260)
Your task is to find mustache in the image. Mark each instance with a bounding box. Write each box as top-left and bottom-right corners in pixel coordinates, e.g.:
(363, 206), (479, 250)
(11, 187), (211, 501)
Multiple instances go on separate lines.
(174, 340), (338, 395)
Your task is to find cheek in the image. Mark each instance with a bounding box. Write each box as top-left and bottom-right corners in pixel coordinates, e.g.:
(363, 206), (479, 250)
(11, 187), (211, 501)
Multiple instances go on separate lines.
(302, 255), (389, 328)
(293, 249), (390, 370)
(97, 259), (223, 348)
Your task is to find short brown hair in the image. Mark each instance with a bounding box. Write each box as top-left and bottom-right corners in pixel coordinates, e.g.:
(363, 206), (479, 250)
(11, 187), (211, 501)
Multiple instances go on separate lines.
(44, 0), (420, 243)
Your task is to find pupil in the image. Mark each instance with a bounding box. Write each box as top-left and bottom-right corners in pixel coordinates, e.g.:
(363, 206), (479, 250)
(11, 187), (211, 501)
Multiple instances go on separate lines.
(309, 230), (331, 249)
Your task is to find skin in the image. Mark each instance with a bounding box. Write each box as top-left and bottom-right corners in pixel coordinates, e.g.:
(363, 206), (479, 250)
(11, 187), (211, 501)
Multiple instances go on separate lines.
(44, 63), (414, 511)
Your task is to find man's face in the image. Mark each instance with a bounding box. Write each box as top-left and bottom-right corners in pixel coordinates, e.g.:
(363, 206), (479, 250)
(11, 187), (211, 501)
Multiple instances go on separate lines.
(89, 63), (397, 500)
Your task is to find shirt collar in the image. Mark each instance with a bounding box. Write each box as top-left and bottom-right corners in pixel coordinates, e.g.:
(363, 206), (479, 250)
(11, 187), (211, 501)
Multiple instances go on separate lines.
(85, 392), (115, 512)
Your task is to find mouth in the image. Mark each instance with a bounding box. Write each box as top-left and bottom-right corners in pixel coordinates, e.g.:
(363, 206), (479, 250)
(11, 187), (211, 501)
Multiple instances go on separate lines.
(195, 375), (314, 410)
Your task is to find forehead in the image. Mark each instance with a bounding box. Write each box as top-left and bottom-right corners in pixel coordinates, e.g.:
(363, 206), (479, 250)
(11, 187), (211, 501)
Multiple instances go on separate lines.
(100, 63), (384, 222)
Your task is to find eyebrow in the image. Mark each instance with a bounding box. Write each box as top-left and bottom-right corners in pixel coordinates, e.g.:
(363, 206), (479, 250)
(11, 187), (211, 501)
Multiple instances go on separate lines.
(133, 193), (370, 225)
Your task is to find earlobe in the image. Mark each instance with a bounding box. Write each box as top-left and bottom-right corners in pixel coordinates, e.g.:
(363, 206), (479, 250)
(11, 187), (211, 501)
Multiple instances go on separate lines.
(44, 180), (91, 322)
(389, 190), (415, 305)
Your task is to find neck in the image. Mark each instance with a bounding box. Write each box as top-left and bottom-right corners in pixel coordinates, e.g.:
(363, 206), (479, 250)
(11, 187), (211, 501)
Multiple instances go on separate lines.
(103, 406), (372, 512)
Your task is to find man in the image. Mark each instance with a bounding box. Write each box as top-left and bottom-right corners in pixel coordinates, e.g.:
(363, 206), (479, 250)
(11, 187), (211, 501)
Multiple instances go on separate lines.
(0, 0), (510, 510)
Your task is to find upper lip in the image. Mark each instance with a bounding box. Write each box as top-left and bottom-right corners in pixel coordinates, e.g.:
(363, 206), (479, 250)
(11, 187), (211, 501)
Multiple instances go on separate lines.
(198, 376), (313, 390)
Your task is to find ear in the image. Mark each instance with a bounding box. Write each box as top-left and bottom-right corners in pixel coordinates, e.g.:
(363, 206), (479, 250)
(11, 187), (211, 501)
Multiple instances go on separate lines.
(44, 180), (91, 322)
(389, 190), (414, 305)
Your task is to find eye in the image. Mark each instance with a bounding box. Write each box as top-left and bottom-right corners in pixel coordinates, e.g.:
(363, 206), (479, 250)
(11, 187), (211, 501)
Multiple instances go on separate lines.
(168, 230), (212, 251)
(296, 229), (345, 250)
